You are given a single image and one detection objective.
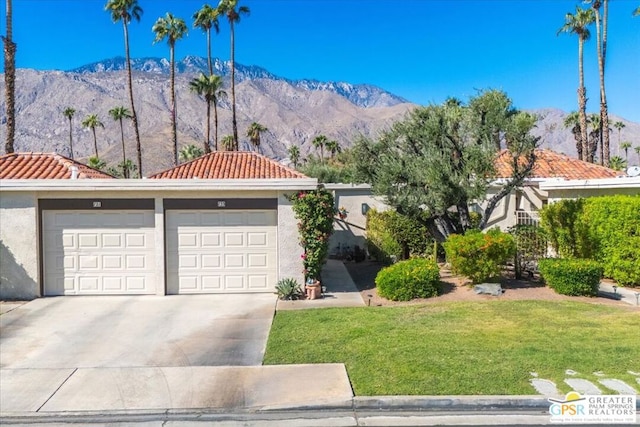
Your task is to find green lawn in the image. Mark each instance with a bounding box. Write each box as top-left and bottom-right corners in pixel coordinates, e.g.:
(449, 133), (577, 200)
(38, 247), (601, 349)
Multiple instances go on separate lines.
(264, 300), (640, 396)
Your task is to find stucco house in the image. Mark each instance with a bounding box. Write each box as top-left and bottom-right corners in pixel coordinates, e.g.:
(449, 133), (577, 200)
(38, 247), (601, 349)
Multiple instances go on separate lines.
(0, 152), (316, 300)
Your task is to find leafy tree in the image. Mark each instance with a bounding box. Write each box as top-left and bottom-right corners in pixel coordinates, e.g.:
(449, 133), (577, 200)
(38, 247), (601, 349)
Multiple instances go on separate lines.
(63, 107), (76, 159)
(82, 114), (105, 158)
(563, 111), (583, 160)
(108, 106), (133, 177)
(217, 0), (250, 150)
(608, 155), (626, 171)
(613, 121), (625, 156)
(288, 145), (301, 168)
(192, 4), (220, 75)
(105, 0), (143, 177)
(179, 144), (204, 162)
(352, 90), (539, 242)
(221, 134), (235, 151)
(621, 141), (632, 163)
(558, 6), (595, 162)
(312, 135), (328, 164)
(190, 73), (225, 153)
(3, 0), (16, 154)
(247, 122), (267, 153)
(153, 12), (188, 166)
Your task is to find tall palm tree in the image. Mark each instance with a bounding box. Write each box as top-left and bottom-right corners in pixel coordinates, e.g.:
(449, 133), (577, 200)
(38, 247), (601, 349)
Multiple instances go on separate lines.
(179, 144), (204, 163)
(108, 106), (133, 178)
(587, 0), (610, 167)
(105, 0), (143, 177)
(3, 0), (16, 154)
(82, 114), (105, 159)
(621, 141), (632, 163)
(312, 135), (328, 164)
(193, 4), (220, 75)
(288, 145), (300, 168)
(153, 13), (188, 166)
(247, 122), (267, 153)
(326, 139), (341, 159)
(189, 73), (225, 153)
(63, 107), (76, 159)
(221, 134), (235, 151)
(613, 121), (625, 156)
(217, 0), (250, 150)
(558, 6), (594, 162)
(563, 111), (583, 161)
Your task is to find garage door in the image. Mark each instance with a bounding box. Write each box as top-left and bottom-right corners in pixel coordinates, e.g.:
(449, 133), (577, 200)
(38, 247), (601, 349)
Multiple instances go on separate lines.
(43, 211), (156, 296)
(166, 210), (277, 294)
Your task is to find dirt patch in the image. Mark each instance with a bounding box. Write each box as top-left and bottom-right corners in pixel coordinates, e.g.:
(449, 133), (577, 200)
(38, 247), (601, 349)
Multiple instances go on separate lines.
(344, 260), (635, 309)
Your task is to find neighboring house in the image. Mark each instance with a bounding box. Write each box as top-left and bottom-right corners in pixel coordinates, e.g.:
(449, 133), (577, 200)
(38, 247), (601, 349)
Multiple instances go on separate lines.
(0, 152), (316, 300)
(540, 177), (640, 202)
(482, 149), (628, 230)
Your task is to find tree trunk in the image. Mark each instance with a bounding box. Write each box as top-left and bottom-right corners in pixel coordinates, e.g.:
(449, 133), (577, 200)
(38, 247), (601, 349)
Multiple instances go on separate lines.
(572, 126), (583, 160)
(119, 118), (128, 178)
(68, 117), (74, 159)
(123, 21), (143, 178)
(205, 99), (211, 154)
(457, 202), (473, 231)
(92, 128), (99, 158)
(230, 21), (239, 150)
(578, 38), (589, 162)
(213, 101), (219, 151)
(207, 28), (213, 76)
(3, 0), (16, 154)
(170, 44), (178, 166)
(600, 0), (610, 167)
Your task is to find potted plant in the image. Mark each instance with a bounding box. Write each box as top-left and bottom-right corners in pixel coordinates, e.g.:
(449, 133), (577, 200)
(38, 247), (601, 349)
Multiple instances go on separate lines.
(337, 206), (348, 220)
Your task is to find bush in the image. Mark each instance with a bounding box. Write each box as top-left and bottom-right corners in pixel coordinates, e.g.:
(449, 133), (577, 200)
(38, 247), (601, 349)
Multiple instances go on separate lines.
(538, 258), (602, 296)
(375, 258), (440, 301)
(540, 198), (591, 258)
(275, 278), (303, 300)
(366, 209), (432, 264)
(443, 229), (516, 284)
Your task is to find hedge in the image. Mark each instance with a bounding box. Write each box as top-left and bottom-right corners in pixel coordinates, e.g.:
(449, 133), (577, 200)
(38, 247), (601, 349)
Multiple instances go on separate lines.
(538, 258), (603, 296)
(375, 258), (440, 301)
(366, 209), (432, 264)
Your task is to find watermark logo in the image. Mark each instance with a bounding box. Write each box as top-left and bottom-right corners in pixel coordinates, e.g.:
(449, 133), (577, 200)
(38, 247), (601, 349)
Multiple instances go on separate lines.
(549, 392), (637, 423)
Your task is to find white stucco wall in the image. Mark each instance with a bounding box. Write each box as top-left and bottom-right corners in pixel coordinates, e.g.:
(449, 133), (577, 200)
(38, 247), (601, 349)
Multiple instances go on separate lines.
(0, 192), (40, 299)
(482, 185), (547, 231)
(277, 192), (305, 285)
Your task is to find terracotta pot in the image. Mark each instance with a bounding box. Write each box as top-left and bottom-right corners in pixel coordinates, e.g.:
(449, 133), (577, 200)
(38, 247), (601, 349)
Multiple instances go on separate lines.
(305, 282), (321, 300)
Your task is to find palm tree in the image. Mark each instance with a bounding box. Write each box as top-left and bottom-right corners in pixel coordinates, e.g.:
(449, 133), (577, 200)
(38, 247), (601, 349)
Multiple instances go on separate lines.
(247, 122), (267, 153)
(87, 156), (106, 170)
(558, 6), (595, 162)
(608, 156), (626, 171)
(179, 144), (204, 162)
(193, 4), (220, 75)
(153, 13), (188, 167)
(586, 0), (610, 167)
(217, 0), (250, 150)
(105, 0), (143, 177)
(634, 6), (640, 16)
(288, 145), (300, 168)
(563, 112), (583, 161)
(3, 0), (16, 153)
(312, 135), (328, 164)
(189, 73), (225, 153)
(635, 146), (640, 165)
(613, 121), (625, 156)
(588, 113), (600, 163)
(117, 159), (137, 178)
(220, 134), (235, 151)
(82, 114), (104, 158)
(63, 107), (76, 159)
(621, 141), (632, 163)
(326, 139), (341, 159)
(108, 106), (133, 178)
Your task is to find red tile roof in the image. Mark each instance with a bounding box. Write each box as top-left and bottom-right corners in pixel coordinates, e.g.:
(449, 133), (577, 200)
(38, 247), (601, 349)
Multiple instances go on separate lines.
(149, 151), (308, 179)
(495, 149), (625, 180)
(0, 153), (114, 179)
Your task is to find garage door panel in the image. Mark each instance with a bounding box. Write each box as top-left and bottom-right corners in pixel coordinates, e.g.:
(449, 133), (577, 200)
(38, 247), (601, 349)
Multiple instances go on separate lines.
(166, 209), (277, 294)
(43, 210), (155, 296)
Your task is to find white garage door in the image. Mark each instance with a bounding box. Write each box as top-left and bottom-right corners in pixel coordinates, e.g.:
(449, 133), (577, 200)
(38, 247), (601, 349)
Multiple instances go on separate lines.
(166, 210), (277, 294)
(43, 211), (156, 296)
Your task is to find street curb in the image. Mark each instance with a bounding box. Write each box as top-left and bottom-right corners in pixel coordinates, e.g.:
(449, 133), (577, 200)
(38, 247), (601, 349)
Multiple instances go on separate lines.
(353, 395), (550, 411)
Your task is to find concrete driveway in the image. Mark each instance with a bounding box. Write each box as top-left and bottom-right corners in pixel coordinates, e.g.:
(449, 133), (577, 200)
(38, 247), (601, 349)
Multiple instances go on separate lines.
(0, 294), (277, 369)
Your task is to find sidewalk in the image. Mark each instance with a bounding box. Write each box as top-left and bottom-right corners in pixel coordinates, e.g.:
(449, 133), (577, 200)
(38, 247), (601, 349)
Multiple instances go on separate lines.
(599, 282), (640, 307)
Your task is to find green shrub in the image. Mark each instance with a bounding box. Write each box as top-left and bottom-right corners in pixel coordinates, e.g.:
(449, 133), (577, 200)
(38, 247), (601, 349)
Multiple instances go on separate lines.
(366, 209), (432, 264)
(375, 258), (440, 301)
(275, 278), (303, 300)
(540, 198), (592, 258)
(538, 258), (602, 296)
(443, 229), (516, 284)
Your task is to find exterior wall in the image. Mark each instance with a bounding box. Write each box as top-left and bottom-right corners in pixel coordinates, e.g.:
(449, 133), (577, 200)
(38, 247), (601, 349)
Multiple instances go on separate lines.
(545, 187), (640, 203)
(482, 185), (547, 231)
(277, 191), (304, 285)
(0, 193), (40, 299)
(327, 186), (389, 256)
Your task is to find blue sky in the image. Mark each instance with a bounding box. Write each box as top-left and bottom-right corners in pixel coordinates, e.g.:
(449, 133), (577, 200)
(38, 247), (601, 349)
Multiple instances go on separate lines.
(4, 0), (640, 121)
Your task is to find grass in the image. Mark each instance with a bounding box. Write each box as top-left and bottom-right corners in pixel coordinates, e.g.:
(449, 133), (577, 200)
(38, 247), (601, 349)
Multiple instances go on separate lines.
(264, 300), (640, 396)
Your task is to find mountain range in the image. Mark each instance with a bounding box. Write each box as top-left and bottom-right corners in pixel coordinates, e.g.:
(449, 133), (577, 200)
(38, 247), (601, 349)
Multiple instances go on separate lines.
(1, 56), (639, 176)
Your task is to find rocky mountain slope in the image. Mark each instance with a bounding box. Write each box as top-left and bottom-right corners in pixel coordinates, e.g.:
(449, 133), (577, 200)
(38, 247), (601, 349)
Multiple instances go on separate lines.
(1, 57), (639, 176)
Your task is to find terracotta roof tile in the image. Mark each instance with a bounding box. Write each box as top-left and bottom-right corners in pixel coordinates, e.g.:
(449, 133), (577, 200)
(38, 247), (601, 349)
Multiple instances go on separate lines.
(495, 149), (625, 180)
(0, 153), (114, 179)
(149, 151), (308, 179)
